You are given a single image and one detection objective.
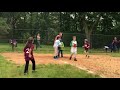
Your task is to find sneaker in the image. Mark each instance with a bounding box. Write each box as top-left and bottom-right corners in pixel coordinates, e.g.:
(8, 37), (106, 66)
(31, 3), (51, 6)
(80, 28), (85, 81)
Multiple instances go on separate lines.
(53, 56), (56, 59)
(87, 56), (90, 58)
(69, 57), (72, 60)
(74, 58), (77, 61)
(54, 56), (58, 60)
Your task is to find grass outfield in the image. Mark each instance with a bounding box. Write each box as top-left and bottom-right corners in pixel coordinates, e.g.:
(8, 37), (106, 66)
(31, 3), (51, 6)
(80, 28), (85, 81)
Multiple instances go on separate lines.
(0, 43), (120, 57)
(0, 55), (100, 78)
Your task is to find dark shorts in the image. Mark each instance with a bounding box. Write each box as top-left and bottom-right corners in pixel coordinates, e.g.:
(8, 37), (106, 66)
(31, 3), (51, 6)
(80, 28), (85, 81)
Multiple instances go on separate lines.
(58, 47), (61, 50)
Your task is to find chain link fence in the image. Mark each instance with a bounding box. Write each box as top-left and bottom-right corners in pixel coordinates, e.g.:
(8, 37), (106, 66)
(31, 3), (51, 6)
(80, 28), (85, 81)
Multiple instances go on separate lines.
(0, 29), (120, 48)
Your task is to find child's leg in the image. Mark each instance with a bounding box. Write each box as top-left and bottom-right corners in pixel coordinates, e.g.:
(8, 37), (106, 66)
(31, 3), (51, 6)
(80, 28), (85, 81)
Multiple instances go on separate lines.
(31, 59), (36, 71)
(61, 50), (63, 57)
(69, 53), (73, 60)
(70, 47), (73, 60)
(86, 50), (90, 58)
(24, 60), (29, 74)
(84, 50), (87, 57)
(54, 47), (58, 58)
(74, 52), (77, 61)
(58, 47), (60, 57)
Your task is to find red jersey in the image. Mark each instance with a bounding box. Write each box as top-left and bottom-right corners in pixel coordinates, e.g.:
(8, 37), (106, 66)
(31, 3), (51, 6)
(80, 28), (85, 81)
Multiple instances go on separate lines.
(83, 42), (90, 50)
(24, 44), (34, 61)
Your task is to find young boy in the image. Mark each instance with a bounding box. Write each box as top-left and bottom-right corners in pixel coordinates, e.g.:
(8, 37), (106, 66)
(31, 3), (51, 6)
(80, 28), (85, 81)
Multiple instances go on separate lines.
(83, 39), (90, 58)
(69, 36), (77, 61)
(23, 37), (36, 75)
(10, 39), (17, 51)
(53, 36), (61, 59)
(58, 40), (64, 58)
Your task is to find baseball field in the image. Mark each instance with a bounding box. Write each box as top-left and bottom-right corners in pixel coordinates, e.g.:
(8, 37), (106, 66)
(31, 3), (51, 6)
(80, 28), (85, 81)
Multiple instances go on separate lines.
(0, 43), (120, 78)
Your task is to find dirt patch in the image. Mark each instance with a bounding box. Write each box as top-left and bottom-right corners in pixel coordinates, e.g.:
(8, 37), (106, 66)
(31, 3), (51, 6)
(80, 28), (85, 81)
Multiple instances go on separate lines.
(1, 52), (120, 78)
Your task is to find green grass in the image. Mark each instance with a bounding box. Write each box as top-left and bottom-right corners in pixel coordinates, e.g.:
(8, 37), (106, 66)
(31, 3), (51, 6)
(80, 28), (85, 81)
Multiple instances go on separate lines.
(0, 43), (104, 54)
(1, 43), (120, 57)
(0, 55), (100, 78)
(0, 43), (84, 54)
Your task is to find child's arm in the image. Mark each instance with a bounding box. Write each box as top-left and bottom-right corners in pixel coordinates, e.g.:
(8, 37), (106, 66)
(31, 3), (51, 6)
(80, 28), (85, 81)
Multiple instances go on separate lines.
(70, 41), (72, 47)
(87, 44), (90, 48)
(29, 45), (34, 58)
(61, 42), (64, 47)
(29, 48), (32, 58)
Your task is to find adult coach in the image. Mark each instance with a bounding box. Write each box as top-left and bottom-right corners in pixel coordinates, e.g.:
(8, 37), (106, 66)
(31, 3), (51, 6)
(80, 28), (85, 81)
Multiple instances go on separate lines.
(54, 32), (63, 42)
(112, 37), (118, 52)
(54, 32), (63, 57)
(36, 33), (41, 50)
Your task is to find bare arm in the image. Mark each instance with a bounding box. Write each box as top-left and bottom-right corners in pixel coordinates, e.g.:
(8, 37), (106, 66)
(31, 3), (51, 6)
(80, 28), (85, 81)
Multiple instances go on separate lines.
(29, 48), (32, 58)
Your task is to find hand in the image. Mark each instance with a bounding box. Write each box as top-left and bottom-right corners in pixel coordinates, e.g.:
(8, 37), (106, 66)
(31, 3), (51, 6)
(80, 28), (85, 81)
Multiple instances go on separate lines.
(29, 54), (32, 58)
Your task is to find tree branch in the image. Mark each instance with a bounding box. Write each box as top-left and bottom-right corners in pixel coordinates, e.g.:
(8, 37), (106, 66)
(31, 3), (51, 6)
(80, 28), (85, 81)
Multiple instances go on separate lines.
(90, 13), (102, 33)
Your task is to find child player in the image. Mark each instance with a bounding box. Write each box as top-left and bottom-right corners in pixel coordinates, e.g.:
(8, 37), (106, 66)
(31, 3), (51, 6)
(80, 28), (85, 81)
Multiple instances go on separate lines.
(53, 36), (61, 59)
(69, 36), (77, 61)
(23, 37), (36, 75)
(58, 40), (64, 58)
(10, 39), (17, 51)
(83, 39), (90, 58)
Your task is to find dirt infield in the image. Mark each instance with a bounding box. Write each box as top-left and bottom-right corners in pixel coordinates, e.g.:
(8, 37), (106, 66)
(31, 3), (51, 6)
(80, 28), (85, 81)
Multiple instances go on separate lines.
(1, 52), (120, 78)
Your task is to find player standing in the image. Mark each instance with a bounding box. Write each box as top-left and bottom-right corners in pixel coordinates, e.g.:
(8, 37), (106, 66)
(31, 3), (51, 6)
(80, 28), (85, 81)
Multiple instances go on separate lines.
(69, 36), (77, 61)
(23, 37), (36, 75)
(9, 39), (17, 51)
(53, 36), (61, 59)
(83, 39), (90, 58)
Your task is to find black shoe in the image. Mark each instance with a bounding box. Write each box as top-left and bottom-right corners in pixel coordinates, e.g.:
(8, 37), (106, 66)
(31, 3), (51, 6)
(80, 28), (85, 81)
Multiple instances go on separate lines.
(69, 57), (72, 60)
(54, 56), (58, 59)
(87, 56), (90, 58)
(74, 58), (77, 61)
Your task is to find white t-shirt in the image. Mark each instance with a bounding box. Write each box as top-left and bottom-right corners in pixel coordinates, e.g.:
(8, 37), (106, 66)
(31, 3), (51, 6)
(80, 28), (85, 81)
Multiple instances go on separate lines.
(71, 40), (77, 47)
(53, 40), (61, 47)
(37, 35), (40, 40)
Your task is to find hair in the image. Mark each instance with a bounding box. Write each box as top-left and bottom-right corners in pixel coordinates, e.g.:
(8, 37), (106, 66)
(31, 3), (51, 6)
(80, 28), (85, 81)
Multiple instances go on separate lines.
(56, 36), (60, 40)
(24, 37), (34, 48)
(84, 39), (89, 43)
(59, 32), (62, 34)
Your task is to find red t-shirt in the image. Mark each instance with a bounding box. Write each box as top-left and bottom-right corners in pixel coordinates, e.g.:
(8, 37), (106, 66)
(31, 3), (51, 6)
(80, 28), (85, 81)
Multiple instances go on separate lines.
(84, 43), (90, 50)
(24, 44), (34, 60)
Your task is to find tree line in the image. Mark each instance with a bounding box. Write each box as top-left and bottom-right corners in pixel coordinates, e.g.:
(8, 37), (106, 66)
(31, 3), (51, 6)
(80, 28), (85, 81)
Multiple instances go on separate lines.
(0, 12), (120, 43)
